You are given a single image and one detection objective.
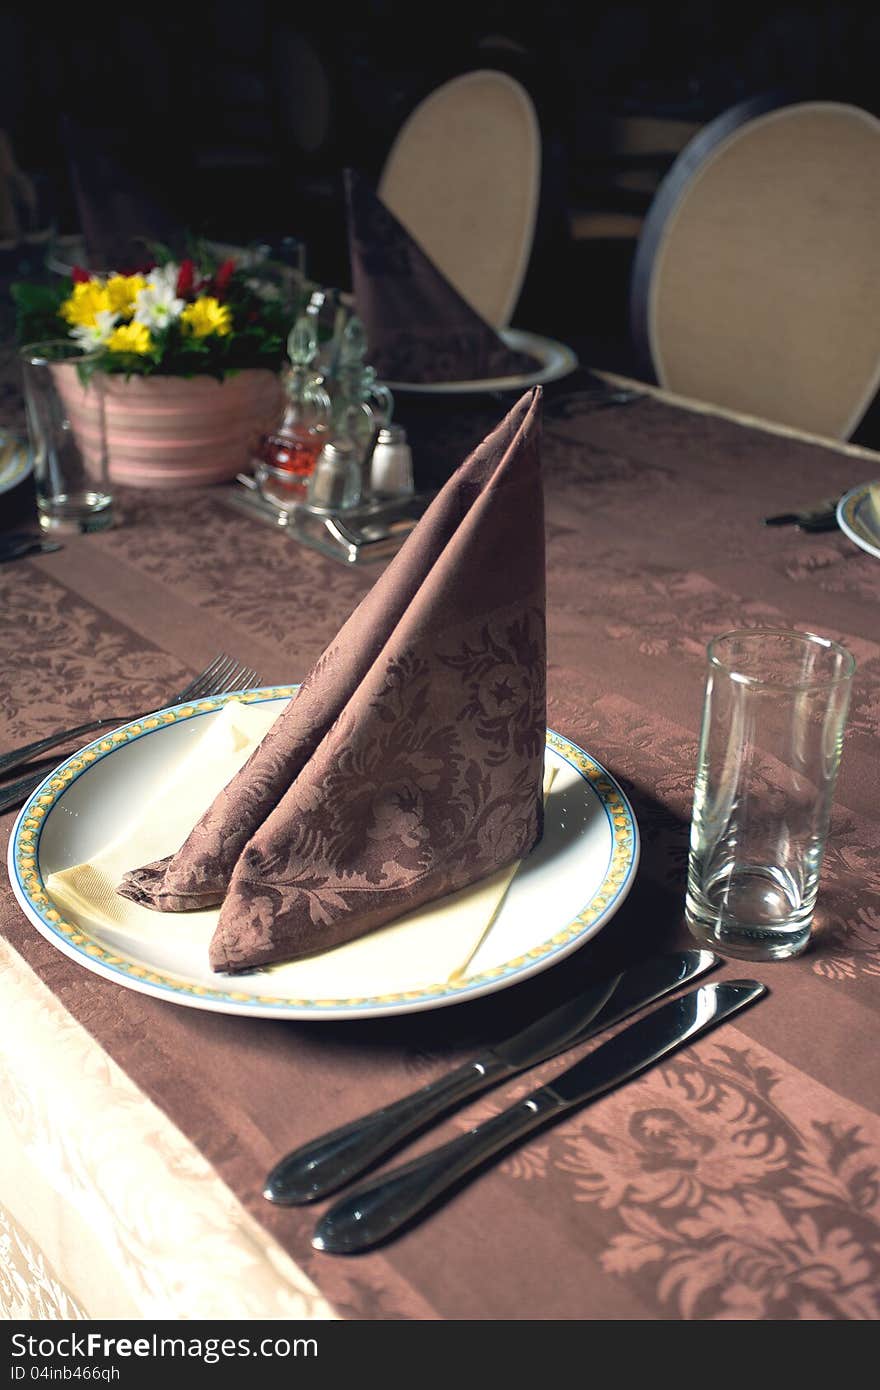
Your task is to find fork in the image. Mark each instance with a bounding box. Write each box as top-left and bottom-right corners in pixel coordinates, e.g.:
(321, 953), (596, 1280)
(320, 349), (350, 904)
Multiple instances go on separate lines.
(0, 654), (261, 800)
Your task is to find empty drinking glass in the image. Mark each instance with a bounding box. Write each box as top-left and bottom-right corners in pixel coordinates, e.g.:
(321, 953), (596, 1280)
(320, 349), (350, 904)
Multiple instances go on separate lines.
(20, 340), (113, 532)
(685, 627), (855, 960)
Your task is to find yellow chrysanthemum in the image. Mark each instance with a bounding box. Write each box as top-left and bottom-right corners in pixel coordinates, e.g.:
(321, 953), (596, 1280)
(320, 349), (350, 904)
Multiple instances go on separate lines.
(59, 280), (112, 328)
(181, 295), (232, 338)
(106, 322), (153, 355)
(105, 274), (147, 318)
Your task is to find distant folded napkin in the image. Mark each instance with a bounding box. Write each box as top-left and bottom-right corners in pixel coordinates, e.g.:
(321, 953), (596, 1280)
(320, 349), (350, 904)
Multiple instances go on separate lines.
(344, 167), (537, 384)
(117, 387), (546, 974)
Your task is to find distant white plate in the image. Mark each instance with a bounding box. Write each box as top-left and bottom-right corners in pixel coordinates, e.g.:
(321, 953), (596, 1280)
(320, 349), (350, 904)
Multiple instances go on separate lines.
(0, 434), (32, 495)
(837, 480), (880, 560)
(382, 328), (578, 395)
(8, 689), (638, 1020)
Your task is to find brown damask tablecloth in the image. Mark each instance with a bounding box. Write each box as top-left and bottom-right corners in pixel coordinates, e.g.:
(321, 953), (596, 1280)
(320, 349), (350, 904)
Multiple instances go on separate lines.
(1, 371), (879, 1321)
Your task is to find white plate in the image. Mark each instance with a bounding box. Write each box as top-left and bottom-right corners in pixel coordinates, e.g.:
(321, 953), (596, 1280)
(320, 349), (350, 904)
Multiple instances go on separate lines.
(382, 328), (579, 395)
(7, 689), (638, 1020)
(0, 433), (33, 495)
(837, 480), (880, 559)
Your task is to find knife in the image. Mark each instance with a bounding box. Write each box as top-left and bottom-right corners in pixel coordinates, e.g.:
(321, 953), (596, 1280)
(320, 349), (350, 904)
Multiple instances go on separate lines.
(0, 534), (63, 563)
(763, 496), (840, 530)
(313, 978), (765, 1254)
(264, 948), (719, 1205)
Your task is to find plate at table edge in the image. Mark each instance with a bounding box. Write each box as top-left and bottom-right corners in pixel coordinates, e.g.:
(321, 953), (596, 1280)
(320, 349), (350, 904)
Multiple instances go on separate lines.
(0, 434), (33, 494)
(381, 328), (579, 395)
(7, 686), (639, 1021)
(837, 480), (880, 560)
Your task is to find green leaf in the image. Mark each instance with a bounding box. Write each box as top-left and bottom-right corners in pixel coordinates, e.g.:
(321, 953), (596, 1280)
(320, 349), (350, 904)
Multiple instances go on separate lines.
(11, 243), (299, 383)
(11, 279), (69, 346)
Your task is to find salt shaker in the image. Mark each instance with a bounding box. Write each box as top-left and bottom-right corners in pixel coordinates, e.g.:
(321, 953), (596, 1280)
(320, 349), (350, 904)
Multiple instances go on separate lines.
(368, 424), (414, 498)
(307, 439), (362, 511)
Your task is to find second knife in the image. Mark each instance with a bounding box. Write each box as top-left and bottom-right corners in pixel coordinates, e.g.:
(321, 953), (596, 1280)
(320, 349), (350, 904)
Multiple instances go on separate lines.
(263, 947), (718, 1204)
(313, 979), (766, 1254)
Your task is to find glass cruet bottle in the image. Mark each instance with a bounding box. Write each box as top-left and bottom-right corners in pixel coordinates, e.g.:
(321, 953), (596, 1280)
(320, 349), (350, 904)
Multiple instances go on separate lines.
(330, 316), (394, 478)
(254, 313), (332, 498)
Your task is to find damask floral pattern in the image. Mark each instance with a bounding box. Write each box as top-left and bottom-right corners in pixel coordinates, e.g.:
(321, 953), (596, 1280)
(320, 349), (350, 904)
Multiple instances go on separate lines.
(782, 535), (880, 603)
(550, 688), (880, 988)
(810, 897), (880, 981)
(550, 562), (788, 672)
(567, 1045), (880, 1320)
(440, 612), (546, 764)
(541, 416), (676, 494)
(2, 363), (880, 1320)
(209, 604), (546, 970)
(98, 488), (374, 655)
(0, 1204), (87, 1320)
(451, 1040), (880, 1320)
(0, 568), (189, 744)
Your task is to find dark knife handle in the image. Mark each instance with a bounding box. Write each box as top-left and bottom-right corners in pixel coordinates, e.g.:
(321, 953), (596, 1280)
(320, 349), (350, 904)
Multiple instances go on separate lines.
(0, 768), (49, 815)
(264, 1053), (510, 1205)
(0, 540), (40, 562)
(797, 516), (839, 533)
(0, 534), (62, 563)
(313, 1092), (561, 1254)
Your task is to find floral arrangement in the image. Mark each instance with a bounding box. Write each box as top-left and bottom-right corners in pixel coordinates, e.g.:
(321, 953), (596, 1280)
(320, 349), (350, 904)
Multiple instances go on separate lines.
(12, 246), (304, 380)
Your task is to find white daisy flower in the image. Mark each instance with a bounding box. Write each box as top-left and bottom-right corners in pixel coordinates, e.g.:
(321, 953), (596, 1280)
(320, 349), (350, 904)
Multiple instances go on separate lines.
(70, 310), (118, 349)
(133, 281), (185, 332)
(146, 262), (180, 294)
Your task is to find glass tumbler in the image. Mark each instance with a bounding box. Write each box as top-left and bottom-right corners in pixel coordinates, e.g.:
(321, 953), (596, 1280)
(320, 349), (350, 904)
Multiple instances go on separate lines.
(685, 628), (855, 961)
(20, 340), (113, 533)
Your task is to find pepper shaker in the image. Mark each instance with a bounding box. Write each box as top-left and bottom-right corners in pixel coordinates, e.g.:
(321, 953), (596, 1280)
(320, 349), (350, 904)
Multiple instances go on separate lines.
(368, 424), (414, 498)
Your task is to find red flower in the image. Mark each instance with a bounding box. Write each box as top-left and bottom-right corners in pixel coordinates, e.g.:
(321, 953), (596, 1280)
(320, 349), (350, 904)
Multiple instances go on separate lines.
(176, 258), (195, 299)
(213, 257), (236, 298)
(71, 265), (91, 283)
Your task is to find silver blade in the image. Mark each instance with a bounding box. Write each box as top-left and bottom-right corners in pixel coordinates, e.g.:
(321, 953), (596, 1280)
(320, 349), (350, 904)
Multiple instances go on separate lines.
(492, 948), (718, 1071)
(546, 980), (765, 1107)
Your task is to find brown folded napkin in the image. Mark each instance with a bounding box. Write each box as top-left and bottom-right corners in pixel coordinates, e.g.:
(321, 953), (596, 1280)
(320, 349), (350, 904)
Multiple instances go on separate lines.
(344, 167), (538, 384)
(118, 387), (546, 972)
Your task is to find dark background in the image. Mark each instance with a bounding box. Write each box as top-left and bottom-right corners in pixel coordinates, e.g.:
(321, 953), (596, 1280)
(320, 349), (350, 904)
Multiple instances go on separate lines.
(1, 0), (879, 377)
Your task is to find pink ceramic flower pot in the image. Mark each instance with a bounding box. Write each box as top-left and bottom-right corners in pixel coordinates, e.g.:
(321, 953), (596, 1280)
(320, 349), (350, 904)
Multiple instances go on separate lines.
(51, 366), (284, 488)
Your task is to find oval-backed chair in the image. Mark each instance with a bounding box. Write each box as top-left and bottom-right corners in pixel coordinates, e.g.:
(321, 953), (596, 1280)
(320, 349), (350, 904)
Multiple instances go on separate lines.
(630, 95), (880, 440)
(378, 69), (541, 330)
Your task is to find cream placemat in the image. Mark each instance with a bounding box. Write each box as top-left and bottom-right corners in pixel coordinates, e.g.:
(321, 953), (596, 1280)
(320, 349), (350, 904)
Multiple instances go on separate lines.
(0, 934), (337, 1320)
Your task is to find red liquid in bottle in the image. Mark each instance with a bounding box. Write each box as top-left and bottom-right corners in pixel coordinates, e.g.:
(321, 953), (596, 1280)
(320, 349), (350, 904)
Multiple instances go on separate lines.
(255, 429), (325, 505)
(260, 432), (324, 479)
